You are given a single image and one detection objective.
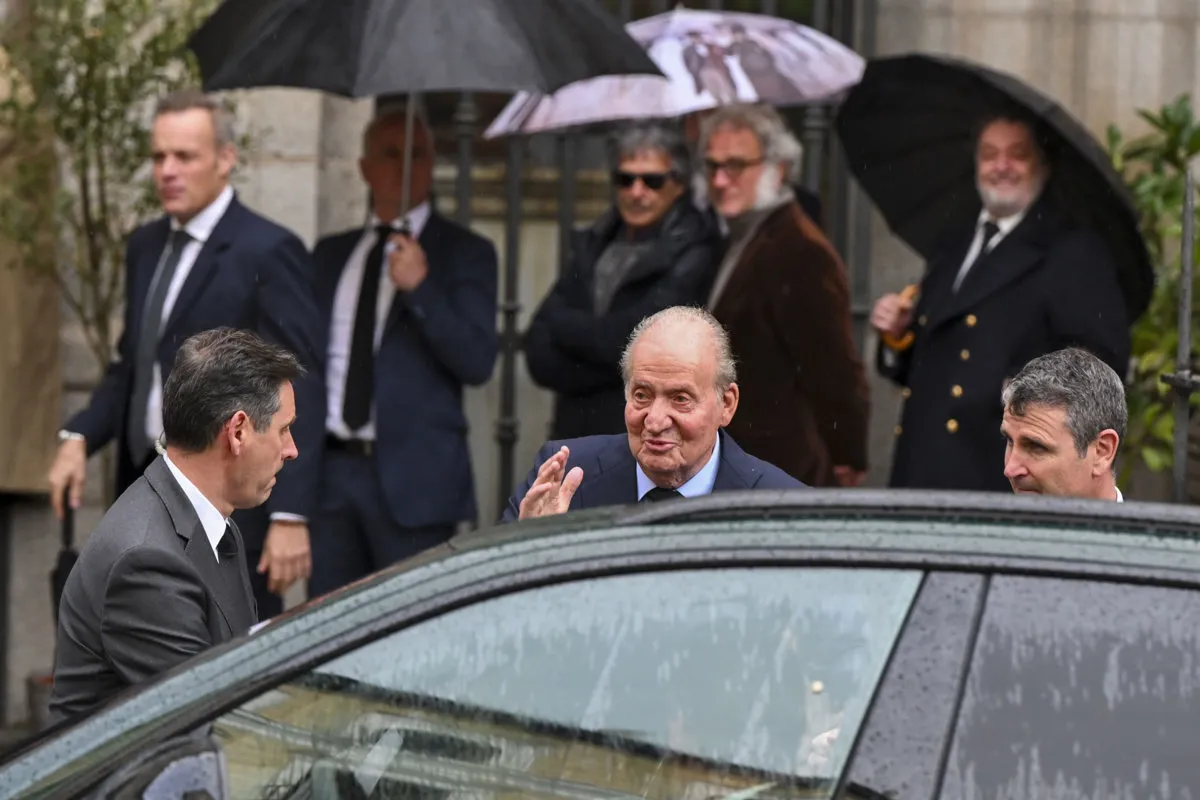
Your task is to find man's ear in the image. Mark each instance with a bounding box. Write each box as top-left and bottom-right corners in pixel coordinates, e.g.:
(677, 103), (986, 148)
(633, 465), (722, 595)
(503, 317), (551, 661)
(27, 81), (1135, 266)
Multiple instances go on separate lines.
(1092, 429), (1120, 475)
(720, 382), (739, 427)
(226, 410), (251, 456)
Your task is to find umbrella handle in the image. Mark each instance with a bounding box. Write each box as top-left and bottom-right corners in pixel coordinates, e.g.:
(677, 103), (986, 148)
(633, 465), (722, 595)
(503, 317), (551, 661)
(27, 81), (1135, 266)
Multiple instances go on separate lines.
(61, 488), (74, 550)
(880, 284), (919, 351)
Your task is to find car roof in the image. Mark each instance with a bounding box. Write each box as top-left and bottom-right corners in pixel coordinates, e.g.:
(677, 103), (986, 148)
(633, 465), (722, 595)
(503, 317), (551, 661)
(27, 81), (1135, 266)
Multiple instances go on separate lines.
(5, 489), (1200, 796)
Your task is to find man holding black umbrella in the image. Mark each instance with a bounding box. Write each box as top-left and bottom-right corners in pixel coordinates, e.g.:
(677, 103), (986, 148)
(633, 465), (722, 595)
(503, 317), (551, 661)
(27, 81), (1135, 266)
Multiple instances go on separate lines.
(869, 111), (1131, 493)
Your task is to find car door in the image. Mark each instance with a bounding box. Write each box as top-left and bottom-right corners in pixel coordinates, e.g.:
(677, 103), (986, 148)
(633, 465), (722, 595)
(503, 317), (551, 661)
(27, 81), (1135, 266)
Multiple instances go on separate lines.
(86, 564), (926, 800)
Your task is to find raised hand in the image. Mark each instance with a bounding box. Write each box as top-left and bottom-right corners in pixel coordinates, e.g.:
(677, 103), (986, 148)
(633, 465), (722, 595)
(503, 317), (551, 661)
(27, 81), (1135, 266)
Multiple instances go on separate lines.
(518, 446), (584, 520)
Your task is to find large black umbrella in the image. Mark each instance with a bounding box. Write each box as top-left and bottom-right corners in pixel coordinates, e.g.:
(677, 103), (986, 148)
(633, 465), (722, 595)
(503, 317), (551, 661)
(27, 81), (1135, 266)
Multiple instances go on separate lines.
(187, 0), (662, 218)
(187, 0), (663, 98)
(835, 52), (1154, 321)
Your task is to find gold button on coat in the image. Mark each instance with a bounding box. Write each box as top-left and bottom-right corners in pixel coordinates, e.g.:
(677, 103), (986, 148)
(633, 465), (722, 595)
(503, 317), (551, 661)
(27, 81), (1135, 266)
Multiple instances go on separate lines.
(946, 419), (959, 433)
(901, 387), (912, 399)
(894, 425), (903, 436)
(960, 349), (970, 360)
(951, 385), (963, 397)
(965, 314), (977, 327)
(918, 314), (927, 326)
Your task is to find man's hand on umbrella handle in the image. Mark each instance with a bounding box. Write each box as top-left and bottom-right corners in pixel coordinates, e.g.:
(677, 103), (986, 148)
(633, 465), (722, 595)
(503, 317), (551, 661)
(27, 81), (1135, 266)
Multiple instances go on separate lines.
(48, 438), (87, 520)
(871, 285), (917, 340)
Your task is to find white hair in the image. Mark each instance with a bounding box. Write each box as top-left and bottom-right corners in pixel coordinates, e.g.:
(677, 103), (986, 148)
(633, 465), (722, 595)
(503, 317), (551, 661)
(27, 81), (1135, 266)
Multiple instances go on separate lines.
(619, 306), (737, 390)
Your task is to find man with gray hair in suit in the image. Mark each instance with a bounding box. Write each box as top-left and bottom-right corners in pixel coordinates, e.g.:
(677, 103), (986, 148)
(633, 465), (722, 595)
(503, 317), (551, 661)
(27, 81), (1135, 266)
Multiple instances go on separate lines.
(1001, 347), (1127, 501)
(50, 328), (302, 723)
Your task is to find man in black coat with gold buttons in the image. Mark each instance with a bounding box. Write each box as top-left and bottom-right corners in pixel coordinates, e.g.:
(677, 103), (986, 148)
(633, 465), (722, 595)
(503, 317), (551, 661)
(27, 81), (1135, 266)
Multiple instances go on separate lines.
(869, 113), (1131, 492)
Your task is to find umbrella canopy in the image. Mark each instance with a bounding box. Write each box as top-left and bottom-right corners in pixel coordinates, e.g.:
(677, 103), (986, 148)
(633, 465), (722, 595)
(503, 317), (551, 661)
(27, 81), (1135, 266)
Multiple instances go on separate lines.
(835, 53), (1153, 320)
(187, 0), (663, 97)
(485, 7), (864, 138)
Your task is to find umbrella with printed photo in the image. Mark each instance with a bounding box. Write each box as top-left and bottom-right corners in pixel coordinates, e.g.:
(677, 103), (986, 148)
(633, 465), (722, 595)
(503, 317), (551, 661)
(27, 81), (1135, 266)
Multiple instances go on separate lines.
(484, 6), (864, 138)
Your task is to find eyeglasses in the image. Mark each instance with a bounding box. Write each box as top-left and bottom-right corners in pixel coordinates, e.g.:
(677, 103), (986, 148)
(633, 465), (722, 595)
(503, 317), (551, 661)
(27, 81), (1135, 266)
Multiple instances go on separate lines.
(704, 157), (766, 179)
(612, 170), (671, 191)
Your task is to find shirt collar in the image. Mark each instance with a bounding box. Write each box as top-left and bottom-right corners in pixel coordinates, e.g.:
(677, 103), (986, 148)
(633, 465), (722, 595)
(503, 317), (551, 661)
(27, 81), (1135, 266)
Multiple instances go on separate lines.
(978, 204), (1027, 237)
(162, 454), (228, 557)
(1115, 486), (1124, 502)
(636, 434), (721, 500)
(372, 199), (432, 240)
(171, 185), (234, 244)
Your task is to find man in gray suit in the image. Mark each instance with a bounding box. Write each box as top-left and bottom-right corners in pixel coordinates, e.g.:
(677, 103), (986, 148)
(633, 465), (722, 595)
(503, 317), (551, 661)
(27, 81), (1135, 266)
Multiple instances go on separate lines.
(50, 328), (304, 724)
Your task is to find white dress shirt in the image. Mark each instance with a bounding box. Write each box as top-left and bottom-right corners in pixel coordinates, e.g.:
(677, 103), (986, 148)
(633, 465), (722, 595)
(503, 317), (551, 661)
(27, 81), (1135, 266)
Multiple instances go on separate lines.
(951, 206), (1028, 292)
(635, 435), (722, 500)
(326, 201), (432, 440)
(163, 454), (227, 562)
(144, 185), (236, 445)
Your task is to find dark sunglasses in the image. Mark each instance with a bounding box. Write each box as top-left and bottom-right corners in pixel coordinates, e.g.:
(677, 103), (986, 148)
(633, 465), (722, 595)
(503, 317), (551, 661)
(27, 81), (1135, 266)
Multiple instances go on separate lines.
(612, 170), (671, 191)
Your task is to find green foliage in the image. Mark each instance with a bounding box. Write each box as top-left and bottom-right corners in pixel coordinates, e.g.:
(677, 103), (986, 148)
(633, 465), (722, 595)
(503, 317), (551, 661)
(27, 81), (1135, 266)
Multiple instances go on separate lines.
(0, 0), (218, 368)
(1105, 95), (1200, 481)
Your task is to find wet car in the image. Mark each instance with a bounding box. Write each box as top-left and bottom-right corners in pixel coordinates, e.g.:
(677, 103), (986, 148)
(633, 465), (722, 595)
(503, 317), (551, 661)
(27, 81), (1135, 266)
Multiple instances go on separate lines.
(1, 489), (1199, 799)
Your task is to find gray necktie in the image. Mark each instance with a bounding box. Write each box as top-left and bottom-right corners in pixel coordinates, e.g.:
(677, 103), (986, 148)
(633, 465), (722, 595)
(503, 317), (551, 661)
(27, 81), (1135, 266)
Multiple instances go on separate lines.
(126, 229), (191, 464)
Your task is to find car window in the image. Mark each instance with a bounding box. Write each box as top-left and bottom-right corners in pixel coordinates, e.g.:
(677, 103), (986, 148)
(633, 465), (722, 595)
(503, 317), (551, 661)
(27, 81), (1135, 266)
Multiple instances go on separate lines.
(941, 575), (1200, 798)
(206, 567), (921, 799)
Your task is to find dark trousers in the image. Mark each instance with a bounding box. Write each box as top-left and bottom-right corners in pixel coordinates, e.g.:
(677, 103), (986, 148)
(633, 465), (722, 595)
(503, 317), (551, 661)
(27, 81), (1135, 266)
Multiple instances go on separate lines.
(127, 449), (281, 620)
(309, 445), (455, 598)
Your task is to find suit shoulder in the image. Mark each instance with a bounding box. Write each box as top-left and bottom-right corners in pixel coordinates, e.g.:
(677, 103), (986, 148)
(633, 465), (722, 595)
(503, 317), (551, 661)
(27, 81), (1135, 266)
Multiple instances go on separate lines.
(747, 454), (806, 489)
(428, 215), (497, 254)
(232, 203), (307, 250)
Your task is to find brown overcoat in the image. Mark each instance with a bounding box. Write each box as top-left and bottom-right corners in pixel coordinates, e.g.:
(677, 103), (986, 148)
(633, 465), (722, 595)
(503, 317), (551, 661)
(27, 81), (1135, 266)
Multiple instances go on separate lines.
(713, 201), (870, 486)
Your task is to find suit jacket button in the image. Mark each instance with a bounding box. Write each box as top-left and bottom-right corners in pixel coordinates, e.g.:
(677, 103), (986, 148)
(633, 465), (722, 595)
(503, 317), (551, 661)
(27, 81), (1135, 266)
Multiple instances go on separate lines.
(960, 349), (970, 361)
(951, 384), (963, 397)
(946, 418), (959, 433)
(918, 314), (928, 326)
(894, 424), (903, 436)
(901, 387), (911, 399)
(965, 314), (978, 327)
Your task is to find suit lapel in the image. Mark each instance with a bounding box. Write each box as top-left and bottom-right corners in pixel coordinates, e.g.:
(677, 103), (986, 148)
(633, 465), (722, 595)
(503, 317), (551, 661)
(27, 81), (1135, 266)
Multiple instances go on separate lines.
(712, 431), (757, 492)
(144, 458), (241, 638)
(161, 202), (239, 338)
(574, 437), (638, 508)
(713, 204), (790, 317)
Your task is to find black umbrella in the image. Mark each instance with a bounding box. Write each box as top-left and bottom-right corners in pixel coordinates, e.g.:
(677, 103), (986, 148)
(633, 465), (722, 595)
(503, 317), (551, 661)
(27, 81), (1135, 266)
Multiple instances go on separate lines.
(187, 0), (664, 98)
(50, 490), (78, 624)
(835, 52), (1154, 321)
(188, 0), (662, 223)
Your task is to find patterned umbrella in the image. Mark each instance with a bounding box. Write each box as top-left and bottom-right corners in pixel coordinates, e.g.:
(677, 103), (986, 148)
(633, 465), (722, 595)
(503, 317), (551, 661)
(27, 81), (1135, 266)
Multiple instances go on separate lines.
(484, 7), (864, 138)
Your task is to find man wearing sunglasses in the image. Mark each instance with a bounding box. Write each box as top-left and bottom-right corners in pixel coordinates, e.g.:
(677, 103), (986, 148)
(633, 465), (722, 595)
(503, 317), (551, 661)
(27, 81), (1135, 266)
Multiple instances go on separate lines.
(698, 103), (870, 488)
(525, 122), (722, 440)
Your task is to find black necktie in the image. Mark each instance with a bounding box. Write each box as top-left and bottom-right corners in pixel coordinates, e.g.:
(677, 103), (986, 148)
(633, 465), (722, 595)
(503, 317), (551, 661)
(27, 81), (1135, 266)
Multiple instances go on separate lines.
(127, 229), (191, 464)
(953, 219), (1000, 292)
(642, 487), (684, 502)
(343, 225), (394, 431)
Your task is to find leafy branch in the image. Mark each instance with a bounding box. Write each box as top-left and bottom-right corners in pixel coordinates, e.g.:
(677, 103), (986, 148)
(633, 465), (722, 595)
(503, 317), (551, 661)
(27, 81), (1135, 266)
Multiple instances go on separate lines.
(0, 0), (219, 370)
(1105, 94), (1200, 480)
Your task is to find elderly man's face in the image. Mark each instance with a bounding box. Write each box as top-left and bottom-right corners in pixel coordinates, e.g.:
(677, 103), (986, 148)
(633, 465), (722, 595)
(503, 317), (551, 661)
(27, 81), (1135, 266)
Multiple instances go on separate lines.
(614, 149), (683, 229)
(976, 119), (1044, 218)
(705, 123), (780, 218)
(624, 327), (738, 488)
(1001, 403), (1118, 499)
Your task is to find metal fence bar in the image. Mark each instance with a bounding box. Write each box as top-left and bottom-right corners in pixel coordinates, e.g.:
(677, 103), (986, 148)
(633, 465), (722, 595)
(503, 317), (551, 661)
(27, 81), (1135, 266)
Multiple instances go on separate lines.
(1171, 169), (1195, 503)
(454, 93), (477, 227)
(495, 142), (524, 515)
(558, 136), (578, 276)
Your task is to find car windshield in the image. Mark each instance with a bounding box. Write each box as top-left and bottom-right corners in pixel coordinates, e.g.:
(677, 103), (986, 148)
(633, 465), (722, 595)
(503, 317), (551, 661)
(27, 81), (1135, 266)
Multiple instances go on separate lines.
(236, 567), (921, 798)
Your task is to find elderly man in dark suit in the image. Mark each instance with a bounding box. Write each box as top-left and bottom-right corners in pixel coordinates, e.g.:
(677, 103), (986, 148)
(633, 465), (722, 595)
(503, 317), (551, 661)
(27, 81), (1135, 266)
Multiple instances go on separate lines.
(50, 328), (300, 724)
(310, 105), (498, 595)
(503, 306), (801, 521)
(46, 89), (326, 620)
(870, 112), (1130, 493)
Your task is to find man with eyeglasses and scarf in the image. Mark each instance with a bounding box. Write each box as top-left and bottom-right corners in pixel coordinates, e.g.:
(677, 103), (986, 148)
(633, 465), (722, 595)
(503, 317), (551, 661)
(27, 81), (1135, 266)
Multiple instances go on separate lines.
(525, 122), (722, 440)
(698, 103), (870, 488)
